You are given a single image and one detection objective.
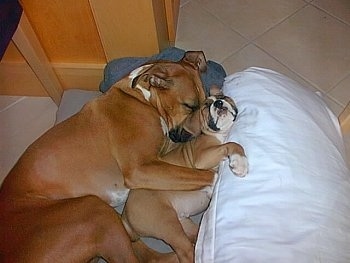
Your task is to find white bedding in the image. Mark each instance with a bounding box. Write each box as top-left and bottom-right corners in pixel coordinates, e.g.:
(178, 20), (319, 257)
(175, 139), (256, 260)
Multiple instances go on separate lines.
(195, 68), (350, 262)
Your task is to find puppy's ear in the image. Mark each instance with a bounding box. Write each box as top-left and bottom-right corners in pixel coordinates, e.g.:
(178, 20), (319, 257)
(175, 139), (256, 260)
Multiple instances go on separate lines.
(209, 85), (223, 96)
(182, 51), (207, 72)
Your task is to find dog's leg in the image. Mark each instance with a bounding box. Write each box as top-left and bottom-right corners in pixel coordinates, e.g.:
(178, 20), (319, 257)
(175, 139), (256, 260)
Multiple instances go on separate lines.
(0, 195), (138, 263)
(85, 196), (140, 263)
(193, 141), (248, 177)
(179, 217), (199, 243)
(123, 190), (194, 263)
(51, 196), (140, 263)
(124, 160), (215, 191)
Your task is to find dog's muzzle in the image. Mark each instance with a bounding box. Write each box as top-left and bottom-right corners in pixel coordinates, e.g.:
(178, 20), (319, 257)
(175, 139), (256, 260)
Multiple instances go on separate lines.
(169, 128), (194, 143)
(213, 99), (238, 119)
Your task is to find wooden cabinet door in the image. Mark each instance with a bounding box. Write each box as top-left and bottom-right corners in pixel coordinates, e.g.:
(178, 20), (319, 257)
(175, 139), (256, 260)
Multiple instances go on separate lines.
(1, 0), (180, 98)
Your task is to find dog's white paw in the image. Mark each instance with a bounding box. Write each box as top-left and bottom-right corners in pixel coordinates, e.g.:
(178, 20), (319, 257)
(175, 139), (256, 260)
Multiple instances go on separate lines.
(229, 154), (248, 177)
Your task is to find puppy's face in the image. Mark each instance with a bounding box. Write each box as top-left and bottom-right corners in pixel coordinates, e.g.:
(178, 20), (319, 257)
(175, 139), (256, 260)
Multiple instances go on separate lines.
(170, 94), (238, 142)
(202, 95), (238, 134)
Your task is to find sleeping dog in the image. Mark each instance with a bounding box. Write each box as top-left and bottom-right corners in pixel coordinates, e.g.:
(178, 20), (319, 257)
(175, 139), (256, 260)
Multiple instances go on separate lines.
(122, 90), (248, 263)
(0, 51), (214, 263)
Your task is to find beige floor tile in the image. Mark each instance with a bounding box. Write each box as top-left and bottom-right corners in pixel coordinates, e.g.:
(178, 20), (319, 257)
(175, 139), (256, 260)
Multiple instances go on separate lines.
(0, 97), (56, 137)
(0, 96), (24, 111)
(180, 0), (191, 7)
(222, 44), (318, 92)
(312, 0), (350, 25)
(199, 0), (306, 40)
(0, 96), (57, 182)
(328, 74), (350, 106)
(175, 0), (247, 62)
(255, 5), (350, 93)
(222, 44), (343, 116)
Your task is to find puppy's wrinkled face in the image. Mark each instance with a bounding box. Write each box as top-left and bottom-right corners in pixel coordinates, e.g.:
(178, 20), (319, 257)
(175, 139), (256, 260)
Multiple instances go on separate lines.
(203, 95), (238, 134)
(170, 94), (238, 142)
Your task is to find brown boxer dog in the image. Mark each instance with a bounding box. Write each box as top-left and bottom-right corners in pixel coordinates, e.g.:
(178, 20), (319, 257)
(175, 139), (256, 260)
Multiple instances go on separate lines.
(0, 51), (215, 263)
(122, 91), (248, 263)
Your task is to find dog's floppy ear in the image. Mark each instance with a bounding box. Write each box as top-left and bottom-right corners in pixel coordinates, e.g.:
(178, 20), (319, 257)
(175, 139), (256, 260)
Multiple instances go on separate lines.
(182, 51), (207, 72)
(149, 75), (169, 88)
(132, 73), (169, 89)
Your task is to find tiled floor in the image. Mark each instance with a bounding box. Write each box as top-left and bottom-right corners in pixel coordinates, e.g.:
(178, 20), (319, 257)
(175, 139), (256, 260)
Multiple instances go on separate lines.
(0, 96), (57, 181)
(1, 0), (350, 182)
(176, 0), (350, 161)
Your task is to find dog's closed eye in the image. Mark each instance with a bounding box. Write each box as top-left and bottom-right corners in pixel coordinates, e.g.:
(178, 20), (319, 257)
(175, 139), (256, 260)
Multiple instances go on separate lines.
(183, 103), (198, 112)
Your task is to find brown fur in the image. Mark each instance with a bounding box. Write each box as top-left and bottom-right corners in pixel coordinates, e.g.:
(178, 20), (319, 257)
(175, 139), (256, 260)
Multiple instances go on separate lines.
(122, 94), (248, 263)
(0, 52), (215, 263)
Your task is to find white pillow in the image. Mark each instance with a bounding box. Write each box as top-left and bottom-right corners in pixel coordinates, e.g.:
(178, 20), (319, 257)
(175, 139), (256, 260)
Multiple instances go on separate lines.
(196, 67), (350, 262)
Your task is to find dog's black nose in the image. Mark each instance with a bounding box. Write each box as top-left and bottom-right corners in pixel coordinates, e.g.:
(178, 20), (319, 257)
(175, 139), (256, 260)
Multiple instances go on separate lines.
(169, 128), (194, 143)
(213, 100), (223, 109)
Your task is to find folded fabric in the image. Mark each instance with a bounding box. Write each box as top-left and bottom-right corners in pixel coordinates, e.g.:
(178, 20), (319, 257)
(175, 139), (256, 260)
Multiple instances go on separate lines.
(196, 67), (350, 263)
(99, 47), (226, 96)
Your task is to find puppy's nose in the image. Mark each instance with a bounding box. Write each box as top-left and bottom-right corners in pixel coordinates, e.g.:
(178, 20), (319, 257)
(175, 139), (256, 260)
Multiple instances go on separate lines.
(213, 100), (223, 109)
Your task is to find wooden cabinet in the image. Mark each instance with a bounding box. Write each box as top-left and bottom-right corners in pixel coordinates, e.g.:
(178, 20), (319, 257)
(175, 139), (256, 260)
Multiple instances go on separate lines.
(0, 0), (179, 104)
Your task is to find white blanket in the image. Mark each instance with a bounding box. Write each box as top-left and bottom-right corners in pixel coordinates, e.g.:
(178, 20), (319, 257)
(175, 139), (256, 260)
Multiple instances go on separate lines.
(196, 68), (350, 263)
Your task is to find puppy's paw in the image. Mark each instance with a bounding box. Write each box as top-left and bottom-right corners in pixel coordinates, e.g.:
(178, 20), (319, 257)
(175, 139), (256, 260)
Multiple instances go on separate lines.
(229, 154), (248, 177)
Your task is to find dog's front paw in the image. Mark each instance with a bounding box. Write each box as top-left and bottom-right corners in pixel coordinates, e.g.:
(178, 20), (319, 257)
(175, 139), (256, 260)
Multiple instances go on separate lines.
(229, 154), (248, 177)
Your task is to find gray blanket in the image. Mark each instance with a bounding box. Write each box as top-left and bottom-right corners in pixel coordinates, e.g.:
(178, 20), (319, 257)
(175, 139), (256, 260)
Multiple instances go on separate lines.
(99, 47), (227, 96)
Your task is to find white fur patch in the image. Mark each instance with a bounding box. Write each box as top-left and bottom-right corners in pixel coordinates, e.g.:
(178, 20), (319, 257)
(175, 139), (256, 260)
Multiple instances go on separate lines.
(128, 64), (153, 81)
(107, 189), (130, 207)
(128, 64), (154, 101)
(160, 117), (169, 136)
(229, 154), (248, 177)
(135, 84), (151, 101)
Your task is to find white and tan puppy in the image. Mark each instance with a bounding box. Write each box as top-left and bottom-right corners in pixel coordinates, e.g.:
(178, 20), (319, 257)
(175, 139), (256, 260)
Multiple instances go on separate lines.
(122, 91), (248, 263)
(0, 51), (216, 263)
